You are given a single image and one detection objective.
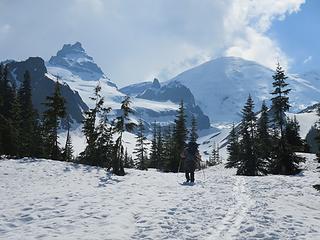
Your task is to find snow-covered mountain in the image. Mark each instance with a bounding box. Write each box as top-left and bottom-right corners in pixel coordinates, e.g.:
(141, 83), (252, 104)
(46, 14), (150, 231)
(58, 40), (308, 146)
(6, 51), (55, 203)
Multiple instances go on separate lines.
(48, 42), (107, 82)
(47, 42), (210, 131)
(167, 57), (320, 123)
(6, 57), (88, 123)
(120, 78), (210, 129)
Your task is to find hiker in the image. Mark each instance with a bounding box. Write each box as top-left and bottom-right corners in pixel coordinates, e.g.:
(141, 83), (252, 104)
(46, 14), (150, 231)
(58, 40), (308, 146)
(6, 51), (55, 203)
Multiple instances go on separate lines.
(180, 142), (201, 183)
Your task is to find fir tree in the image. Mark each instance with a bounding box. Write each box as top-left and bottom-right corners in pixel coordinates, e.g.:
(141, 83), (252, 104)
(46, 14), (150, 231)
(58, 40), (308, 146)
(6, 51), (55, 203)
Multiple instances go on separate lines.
(80, 83), (112, 167)
(9, 88), (21, 156)
(172, 100), (188, 172)
(156, 125), (164, 170)
(112, 96), (136, 175)
(96, 116), (113, 167)
(285, 116), (304, 152)
(149, 122), (158, 168)
(256, 101), (271, 168)
(18, 71), (37, 157)
(270, 63), (304, 175)
(161, 125), (175, 172)
(208, 142), (221, 166)
(42, 79), (66, 160)
(123, 148), (133, 168)
(271, 62), (291, 137)
(133, 119), (149, 170)
(237, 95), (260, 176)
(189, 115), (198, 143)
(0, 64), (18, 156)
(62, 118), (74, 162)
(225, 123), (240, 168)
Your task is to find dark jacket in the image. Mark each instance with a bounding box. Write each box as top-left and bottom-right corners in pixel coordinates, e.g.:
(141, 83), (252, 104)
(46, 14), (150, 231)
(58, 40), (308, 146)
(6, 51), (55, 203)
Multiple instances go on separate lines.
(181, 148), (201, 172)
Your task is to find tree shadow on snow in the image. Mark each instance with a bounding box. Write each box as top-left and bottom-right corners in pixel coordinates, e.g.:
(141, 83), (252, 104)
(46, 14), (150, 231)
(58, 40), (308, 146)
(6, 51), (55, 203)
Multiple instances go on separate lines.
(98, 172), (123, 187)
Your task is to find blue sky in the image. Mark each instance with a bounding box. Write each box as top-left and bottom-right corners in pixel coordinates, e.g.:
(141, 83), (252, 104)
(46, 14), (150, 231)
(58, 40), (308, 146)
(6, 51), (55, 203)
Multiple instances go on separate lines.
(269, 0), (320, 73)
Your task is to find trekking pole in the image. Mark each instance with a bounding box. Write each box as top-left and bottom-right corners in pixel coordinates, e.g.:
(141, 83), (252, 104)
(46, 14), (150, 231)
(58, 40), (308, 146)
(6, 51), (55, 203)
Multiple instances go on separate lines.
(176, 157), (182, 182)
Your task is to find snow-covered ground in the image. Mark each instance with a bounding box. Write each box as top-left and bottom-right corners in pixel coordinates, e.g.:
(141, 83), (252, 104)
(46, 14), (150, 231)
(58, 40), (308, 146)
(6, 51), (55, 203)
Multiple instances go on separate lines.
(1, 154), (319, 240)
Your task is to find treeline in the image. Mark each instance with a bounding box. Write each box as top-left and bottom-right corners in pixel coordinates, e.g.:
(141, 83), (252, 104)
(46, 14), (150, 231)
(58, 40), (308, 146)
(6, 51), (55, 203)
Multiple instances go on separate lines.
(79, 81), (199, 174)
(226, 63), (307, 176)
(147, 104), (198, 172)
(0, 64), (69, 160)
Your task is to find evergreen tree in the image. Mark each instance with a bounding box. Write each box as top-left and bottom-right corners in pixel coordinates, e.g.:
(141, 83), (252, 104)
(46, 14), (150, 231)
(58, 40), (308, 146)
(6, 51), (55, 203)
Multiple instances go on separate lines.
(225, 123), (240, 168)
(237, 95), (261, 176)
(80, 83), (112, 167)
(208, 142), (221, 166)
(133, 119), (149, 170)
(172, 100), (188, 172)
(256, 101), (271, 168)
(112, 96), (136, 175)
(189, 115), (198, 143)
(96, 116), (113, 167)
(270, 63), (304, 175)
(123, 148), (134, 168)
(18, 71), (37, 157)
(42, 79), (66, 160)
(9, 88), (21, 156)
(285, 116), (304, 152)
(271, 62), (291, 137)
(149, 122), (158, 168)
(156, 125), (164, 170)
(161, 125), (175, 172)
(62, 118), (74, 162)
(0, 64), (17, 156)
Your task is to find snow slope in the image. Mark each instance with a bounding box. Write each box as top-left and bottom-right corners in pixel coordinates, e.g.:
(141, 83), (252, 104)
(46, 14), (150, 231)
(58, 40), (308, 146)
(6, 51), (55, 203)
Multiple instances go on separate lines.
(168, 57), (320, 123)
(1, 155), (319, 240)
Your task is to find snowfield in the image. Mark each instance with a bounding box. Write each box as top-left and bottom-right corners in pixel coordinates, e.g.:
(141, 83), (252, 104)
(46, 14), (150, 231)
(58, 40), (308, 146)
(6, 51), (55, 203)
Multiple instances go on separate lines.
(1, 154), (320, 240)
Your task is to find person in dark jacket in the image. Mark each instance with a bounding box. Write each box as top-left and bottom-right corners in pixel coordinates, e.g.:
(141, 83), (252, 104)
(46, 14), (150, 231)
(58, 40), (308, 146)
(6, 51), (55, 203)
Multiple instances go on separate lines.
(180, 141), (201, 183)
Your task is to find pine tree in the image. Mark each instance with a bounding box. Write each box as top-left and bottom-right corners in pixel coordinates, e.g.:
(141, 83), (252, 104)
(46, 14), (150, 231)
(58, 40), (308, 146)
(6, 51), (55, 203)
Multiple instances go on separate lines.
(42, 79), (66, 160)
(18, 70), (37, 157)
(0, 64), (18, 156)
(270, 63), (304, 175)
(112, 96), (136, 175)
(156, 125), (164, 170)
(149, 122), (158, 168)
(161, 125), (175, 172)
(285, 116), (304, 152)
(271, 63), (291, 137)
(62, 118), (74, 162)
(96, 117), (113, 167)
(80, 83), (112, 167)
(172, 100), (188, 172)
(208, 142), (221, 166)
(237, 95), (260, 176)
(9, 88), (21, 156)
(256, 101), (271, 170)
(225, 123), (240, 168)
(134, 119), (149, 170)
(189, 115), (198, 143)
(123, 148), (133, 168)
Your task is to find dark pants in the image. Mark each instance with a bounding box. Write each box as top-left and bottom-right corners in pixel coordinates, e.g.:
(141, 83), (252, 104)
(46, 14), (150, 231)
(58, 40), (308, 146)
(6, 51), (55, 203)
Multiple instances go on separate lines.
(185, 171), (195, 182)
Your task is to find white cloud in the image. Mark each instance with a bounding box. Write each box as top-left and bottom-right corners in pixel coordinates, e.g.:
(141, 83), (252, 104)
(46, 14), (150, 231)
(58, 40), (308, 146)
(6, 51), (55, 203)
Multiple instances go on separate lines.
(0, 0), (305, 86)
(303, 56), (312, 64)
(223, 0), (305, 70)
